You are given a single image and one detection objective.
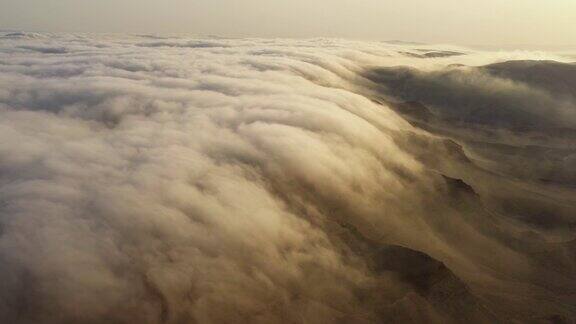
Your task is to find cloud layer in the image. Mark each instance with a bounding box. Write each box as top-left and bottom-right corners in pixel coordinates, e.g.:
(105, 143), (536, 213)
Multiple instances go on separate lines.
(0, 33), (575, 323)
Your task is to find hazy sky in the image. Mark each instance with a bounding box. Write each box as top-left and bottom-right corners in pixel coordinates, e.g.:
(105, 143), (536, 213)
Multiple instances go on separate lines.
(1, 0), (575, 46)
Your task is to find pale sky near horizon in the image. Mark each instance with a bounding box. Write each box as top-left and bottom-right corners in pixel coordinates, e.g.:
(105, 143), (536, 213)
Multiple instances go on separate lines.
(1, 0), (575, 47)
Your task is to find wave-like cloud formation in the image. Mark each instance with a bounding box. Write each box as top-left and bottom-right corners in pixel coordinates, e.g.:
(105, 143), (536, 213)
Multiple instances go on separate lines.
(0, 33), (575, 323)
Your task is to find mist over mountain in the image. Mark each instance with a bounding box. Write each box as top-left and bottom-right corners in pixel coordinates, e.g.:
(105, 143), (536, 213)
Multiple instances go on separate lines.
(0, 32), (575, 323)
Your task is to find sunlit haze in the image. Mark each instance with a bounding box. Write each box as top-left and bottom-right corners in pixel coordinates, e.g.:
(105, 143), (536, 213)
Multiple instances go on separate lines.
(1, 0), (576, 47)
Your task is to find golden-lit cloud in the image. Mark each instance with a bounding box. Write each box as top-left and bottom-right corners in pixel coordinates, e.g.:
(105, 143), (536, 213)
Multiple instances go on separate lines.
(0, 32), (575, 323)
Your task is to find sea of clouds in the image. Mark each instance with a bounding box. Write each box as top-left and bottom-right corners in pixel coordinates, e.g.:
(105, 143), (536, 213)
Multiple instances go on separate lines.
(0, 32), (575, 323)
